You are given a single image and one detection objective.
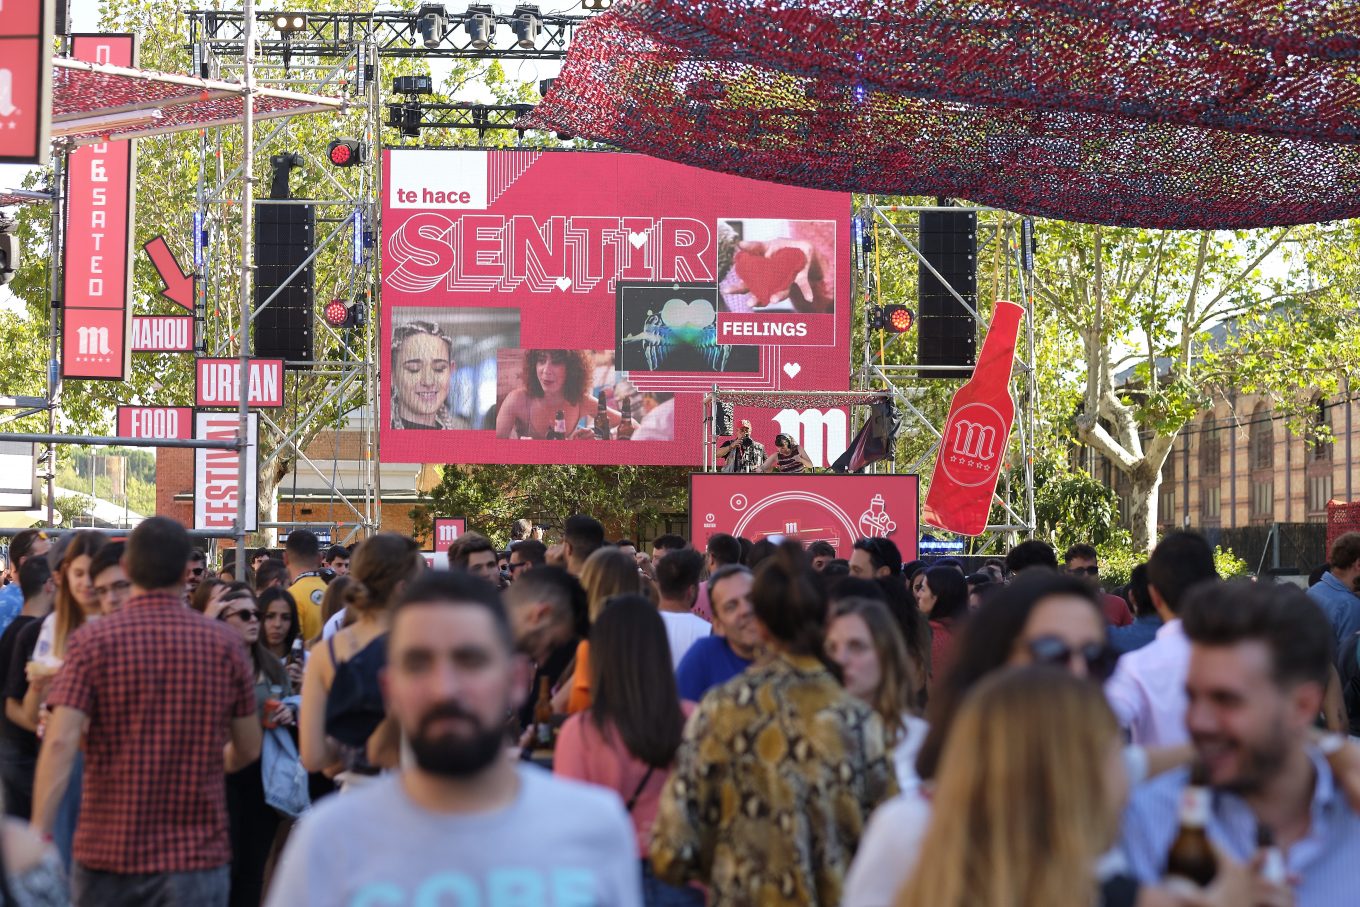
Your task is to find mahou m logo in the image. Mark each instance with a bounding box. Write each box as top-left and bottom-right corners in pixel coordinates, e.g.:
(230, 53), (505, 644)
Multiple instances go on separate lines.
(940, 404), (1006, 488)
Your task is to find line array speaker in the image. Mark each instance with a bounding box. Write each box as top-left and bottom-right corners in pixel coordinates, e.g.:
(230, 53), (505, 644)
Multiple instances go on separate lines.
(917, 209), (977, 379)
(253, 203), (315, 366)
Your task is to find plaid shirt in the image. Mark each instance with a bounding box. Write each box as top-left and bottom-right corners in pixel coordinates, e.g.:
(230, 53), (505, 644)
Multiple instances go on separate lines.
(47, 591), (255, 873)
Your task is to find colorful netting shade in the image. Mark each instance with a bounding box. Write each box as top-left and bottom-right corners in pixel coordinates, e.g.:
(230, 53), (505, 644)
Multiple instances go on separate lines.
(51, 60), (342, 147)
(522, 3), (1360, 229)
(614, 0), (1360, 142)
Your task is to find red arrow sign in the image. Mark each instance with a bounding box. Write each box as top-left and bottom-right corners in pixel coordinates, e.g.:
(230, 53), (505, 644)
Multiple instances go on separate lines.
(143, 236), (194, 311)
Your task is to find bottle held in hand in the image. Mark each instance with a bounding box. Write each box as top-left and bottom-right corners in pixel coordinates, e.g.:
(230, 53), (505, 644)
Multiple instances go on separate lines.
(593, 392), (610, 440)
(546, 410), (567, 440)
(533, 676), (555, 750)
(1165, 762), (1217, 892)
(617, 398), (634, 440)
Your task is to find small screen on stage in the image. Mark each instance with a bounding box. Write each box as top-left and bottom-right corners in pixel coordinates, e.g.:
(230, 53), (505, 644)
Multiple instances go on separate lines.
(380, 149), (851, 466)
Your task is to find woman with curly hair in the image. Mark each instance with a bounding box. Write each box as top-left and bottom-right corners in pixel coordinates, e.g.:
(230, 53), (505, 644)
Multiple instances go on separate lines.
(389, 320), (460, 430)
(496, 349), (620, 440)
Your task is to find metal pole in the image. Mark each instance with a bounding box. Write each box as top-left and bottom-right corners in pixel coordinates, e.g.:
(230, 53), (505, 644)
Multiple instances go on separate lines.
(236, 2), (256, 580)
(46, 146), (65, 528)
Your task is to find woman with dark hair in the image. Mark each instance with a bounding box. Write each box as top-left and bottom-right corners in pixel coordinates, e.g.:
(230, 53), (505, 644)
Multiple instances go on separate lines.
(555, 595), (699, 907)
(651, 542), (896, 906)
(259, 587), (303, 691)
(190, 577), (226, 614)
(496, 349), (620, 440)
(300, 533), (424, 782)
(843, 572), (1190, 907)
(915, 566), (969, 692)
(208, 583), (293, 907)
(760, 433), (814, 473)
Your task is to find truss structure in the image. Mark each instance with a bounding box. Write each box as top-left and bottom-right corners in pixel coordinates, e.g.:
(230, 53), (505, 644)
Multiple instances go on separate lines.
(183, 9), (595, 545)
(189, 11), (385, 545)
(854, 202), (1038, 555)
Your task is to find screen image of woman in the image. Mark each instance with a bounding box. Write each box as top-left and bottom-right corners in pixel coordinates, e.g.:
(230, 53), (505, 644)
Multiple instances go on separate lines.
(495, 349), (623, 440)
(390, 321), (462, 430)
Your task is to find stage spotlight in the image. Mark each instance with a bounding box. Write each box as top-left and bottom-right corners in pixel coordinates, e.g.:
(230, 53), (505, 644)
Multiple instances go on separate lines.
(870, 304), (915, 333)
(324, 299), (349, 327)
(465, 5), (495, 49)
(272, 12), (307, 34)
(511, 5), (541, 49)
(348, 301), (369, 329)
(327, 138), (364, 167)
(397, 102), (422, 138)
(268, 152), (304, 200)
(416, 4), (448, 49)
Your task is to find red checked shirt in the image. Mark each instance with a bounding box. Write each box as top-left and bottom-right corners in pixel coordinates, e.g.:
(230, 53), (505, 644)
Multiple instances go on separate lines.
(46, 591), (256, 873)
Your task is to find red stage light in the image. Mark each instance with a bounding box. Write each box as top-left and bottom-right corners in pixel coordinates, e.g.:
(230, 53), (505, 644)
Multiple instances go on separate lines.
(324, 299), (349, 326)
(888, 306), (914, 332)
(327, 139), (363, 168)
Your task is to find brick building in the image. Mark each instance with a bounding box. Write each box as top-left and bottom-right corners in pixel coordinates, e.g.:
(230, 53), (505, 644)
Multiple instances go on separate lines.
(1083, 392), (1359, 571)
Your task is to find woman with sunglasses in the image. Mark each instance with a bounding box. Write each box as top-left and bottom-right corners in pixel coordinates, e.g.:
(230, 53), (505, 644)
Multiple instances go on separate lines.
(209, 583), (293, 907)
(844, 572), (1194, 907)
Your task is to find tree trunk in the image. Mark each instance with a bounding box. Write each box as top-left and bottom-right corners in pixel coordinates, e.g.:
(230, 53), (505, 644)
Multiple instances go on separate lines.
(1127, 469), (1161, 554)
(254, 455), (292, 548)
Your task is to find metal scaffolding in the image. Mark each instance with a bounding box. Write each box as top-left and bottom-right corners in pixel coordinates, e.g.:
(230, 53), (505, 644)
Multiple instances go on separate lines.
(854, 202), (1038, 554)
(184, 9), (592, 548)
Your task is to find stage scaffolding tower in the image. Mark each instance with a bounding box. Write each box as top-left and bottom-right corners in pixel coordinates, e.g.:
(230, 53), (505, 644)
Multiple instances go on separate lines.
(184, 9), (589, 546)
(854, 202), (1038, 555)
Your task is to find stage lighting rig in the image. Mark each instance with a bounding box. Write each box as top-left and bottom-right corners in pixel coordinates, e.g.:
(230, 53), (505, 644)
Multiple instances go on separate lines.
(539, 77), (556, 96)
(511, 6), (542, 49)
(465, 5), (495, 49)
(869, 304), (915, 334)
(327, 139), (365, 167)
(417, 4), (448, 49)
(271, 12), (307, 34)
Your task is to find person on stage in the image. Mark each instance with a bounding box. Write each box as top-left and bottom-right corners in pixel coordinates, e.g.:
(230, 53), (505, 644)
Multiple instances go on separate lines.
(717, 420), (766, 473)
(762, 433), (814, 474)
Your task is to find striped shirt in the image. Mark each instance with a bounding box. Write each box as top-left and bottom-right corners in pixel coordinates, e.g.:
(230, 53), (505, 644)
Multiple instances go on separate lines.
(1120, 748), (1360, 907)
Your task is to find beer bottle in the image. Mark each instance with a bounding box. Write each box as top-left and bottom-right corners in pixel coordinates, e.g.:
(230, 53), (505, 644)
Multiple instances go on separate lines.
(1257, 825), (1286, 886)
(594, 392), (610, 440)
(546, 410), (567, 440)
(1165, 762), (1216, 891)
(533, 676), (554, 749)
(617, 398), (634, 441)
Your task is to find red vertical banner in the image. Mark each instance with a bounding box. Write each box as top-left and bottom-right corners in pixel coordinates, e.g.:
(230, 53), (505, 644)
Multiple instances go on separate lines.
(61, 34), (137, 380)
(922, 301), (1025, 536)
(0, 0), (53, 164)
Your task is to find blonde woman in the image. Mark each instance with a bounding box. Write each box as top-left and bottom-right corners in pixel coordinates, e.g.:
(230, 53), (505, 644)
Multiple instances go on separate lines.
(563, 547), (642, 714)
(896, 668), (1254, 907)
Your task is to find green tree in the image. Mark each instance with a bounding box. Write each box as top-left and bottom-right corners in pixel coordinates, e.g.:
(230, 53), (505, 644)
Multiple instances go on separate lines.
(1033, 224), (1330, 551)
(411, 465), (689, 548)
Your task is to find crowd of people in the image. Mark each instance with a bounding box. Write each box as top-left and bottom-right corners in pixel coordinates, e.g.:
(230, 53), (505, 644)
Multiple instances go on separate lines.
(0, 517), (1356, 906)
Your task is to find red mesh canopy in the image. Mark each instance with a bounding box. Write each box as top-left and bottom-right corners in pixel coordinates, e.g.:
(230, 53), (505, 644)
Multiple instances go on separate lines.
(523, 2), (1360, 229)
(51, 62), (340, 146)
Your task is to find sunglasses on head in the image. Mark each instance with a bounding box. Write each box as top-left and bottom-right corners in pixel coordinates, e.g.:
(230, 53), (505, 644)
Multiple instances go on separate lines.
(1026, 636), (1118, 681)
(1065, 565), (1099, 576)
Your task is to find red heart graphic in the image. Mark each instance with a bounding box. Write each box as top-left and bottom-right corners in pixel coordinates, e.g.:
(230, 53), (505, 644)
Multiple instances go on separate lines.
(733, 248), (808, 307)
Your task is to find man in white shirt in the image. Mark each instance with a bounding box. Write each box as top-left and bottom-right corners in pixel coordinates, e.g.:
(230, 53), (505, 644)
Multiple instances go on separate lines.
(653, 549), (711, 672)
(1105, 531), (1218, 746)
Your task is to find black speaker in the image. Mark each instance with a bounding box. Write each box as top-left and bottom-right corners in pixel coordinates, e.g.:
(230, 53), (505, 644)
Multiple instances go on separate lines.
(917, 210), (977, 379)
(253, 202), (315, 365)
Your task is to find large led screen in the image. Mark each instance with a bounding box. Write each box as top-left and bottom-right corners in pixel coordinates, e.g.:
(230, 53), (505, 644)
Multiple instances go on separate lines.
(380, 149), (851, 465)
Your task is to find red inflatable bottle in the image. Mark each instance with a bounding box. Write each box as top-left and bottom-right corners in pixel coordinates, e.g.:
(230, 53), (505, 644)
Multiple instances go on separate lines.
(922, 301), (1025, 536)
